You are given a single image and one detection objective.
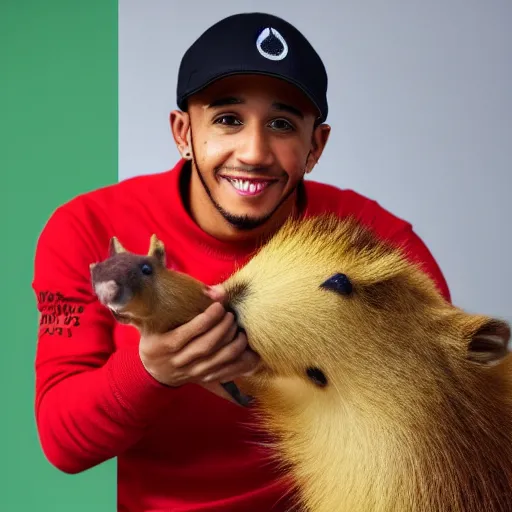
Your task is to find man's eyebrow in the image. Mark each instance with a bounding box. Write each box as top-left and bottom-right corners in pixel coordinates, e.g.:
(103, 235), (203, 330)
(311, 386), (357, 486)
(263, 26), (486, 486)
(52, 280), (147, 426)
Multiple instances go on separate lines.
(206, 97), (304, 119)
(272, 102), (304, 119)
(207, 97), (244, 108)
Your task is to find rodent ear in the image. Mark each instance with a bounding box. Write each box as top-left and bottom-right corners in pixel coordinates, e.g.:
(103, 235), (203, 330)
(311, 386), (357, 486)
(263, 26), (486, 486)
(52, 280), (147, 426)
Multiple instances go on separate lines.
(460, 313), (511, 366)
(109, 236), (126, 256)
(148, 234), (166, 265)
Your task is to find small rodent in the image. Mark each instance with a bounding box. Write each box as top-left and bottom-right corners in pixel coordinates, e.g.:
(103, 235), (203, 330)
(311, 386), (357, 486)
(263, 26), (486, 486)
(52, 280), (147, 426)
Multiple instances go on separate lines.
(90, 214), (512, 512)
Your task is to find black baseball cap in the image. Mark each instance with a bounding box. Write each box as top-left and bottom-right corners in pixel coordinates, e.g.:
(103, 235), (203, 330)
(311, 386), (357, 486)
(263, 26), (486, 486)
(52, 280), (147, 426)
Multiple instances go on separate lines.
(176, 12), (329, 123)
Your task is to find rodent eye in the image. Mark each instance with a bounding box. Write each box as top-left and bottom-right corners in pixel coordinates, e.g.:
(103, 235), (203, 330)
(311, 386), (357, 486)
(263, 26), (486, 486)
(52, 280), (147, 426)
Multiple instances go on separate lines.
(306, 367), (328, 387)
(140, 262), (153, 276)
(320, 273), (353, 296)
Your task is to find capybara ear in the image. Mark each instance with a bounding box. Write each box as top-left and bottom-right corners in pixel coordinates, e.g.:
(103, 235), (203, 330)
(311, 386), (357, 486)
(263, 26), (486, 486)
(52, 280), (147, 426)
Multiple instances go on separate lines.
(109, 236), (126, 256)
(148, 234), (166, 265)
(460, 313), (511, 365)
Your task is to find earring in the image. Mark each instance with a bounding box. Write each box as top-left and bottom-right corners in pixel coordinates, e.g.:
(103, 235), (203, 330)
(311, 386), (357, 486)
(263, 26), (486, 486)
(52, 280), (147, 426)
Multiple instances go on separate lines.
(182, 148), (192, 160)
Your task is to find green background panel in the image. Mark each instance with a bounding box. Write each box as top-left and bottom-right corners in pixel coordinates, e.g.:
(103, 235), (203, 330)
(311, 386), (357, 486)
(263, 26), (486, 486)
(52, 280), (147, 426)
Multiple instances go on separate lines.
(3, 1), (118, 509)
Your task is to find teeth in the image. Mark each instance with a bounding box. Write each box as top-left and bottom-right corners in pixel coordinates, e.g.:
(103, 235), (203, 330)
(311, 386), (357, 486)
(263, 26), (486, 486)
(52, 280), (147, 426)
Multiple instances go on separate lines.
(229, 179), (267, 193)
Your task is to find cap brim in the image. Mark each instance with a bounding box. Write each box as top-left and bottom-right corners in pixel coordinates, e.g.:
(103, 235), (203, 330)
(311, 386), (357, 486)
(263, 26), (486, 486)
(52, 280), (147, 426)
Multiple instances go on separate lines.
(178, 68), (326, 123)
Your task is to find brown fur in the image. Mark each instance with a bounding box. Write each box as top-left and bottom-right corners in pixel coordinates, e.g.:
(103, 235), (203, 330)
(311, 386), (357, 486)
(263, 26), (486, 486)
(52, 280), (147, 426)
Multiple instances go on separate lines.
(90, 215), (512, 512)
(90, 235), (213, 336)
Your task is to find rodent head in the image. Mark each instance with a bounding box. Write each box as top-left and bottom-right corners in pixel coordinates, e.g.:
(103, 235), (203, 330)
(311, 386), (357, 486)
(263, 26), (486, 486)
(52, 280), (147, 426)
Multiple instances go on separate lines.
(223, 214), (511, 405)
(90, 235), (212, 333)
(90, 235), (169, 325)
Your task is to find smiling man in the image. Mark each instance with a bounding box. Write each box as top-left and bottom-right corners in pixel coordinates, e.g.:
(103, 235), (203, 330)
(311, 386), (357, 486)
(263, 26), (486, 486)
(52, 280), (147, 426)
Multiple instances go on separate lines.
(173, 72), (329, 239)
(32, 12), (451, 512)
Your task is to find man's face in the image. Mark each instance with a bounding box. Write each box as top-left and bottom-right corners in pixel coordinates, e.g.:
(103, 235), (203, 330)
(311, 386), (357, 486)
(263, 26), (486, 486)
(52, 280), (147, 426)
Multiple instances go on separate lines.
(172, 74), (330, 232)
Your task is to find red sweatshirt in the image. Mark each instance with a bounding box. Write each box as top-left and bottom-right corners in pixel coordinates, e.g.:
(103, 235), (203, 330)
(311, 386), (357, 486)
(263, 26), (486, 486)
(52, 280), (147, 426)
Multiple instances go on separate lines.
(32, 159), (450, 511)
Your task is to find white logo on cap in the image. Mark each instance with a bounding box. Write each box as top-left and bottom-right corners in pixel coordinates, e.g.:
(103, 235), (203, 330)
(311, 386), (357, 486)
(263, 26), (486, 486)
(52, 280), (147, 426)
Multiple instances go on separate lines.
(256, 28), (288, 61)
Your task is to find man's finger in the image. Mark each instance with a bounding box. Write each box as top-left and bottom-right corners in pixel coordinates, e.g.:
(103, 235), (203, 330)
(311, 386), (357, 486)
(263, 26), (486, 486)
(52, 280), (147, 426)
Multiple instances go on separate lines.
(180, 330), (247, 376)
(202, 348), (261, 383)
(170, 313), (237, 367)
(167, 302), (227, 351)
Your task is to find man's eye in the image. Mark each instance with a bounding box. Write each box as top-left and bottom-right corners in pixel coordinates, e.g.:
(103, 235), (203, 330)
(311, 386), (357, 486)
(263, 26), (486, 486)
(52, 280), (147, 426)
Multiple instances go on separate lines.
(269, 118), (294, 131)
(214, 115), (242, 126)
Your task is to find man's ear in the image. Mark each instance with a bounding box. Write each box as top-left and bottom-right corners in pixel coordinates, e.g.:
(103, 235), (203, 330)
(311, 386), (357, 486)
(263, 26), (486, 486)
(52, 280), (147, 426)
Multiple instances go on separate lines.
(459, 313), (511, 365)
(306, 123), (331, 173)
(170, 110), (192, 160)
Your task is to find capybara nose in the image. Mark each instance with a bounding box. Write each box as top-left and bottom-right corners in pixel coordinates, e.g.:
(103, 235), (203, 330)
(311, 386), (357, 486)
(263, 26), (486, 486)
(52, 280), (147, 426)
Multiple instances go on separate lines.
(94, 280), (120, 305)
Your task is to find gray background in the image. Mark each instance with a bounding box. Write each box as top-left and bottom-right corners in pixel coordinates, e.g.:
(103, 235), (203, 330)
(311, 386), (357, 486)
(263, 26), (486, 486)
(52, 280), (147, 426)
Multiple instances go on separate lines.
(119, 1), (511, 324)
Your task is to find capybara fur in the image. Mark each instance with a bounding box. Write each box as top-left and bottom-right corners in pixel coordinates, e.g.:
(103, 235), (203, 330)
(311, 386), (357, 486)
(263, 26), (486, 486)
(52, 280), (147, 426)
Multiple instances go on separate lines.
(90, 214), (512, 512)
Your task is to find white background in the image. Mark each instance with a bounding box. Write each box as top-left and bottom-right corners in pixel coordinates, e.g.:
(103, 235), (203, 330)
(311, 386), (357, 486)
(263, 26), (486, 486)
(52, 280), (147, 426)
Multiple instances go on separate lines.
(119, 0), (511, 324)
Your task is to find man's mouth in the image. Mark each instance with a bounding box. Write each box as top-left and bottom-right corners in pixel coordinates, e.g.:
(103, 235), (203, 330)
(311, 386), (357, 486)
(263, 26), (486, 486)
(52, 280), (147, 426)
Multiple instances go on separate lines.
(220, 176), (276, 196)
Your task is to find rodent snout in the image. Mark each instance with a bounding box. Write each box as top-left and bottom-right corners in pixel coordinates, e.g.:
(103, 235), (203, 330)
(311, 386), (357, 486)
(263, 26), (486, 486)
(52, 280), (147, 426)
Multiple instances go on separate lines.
(94, 280), (120, 305)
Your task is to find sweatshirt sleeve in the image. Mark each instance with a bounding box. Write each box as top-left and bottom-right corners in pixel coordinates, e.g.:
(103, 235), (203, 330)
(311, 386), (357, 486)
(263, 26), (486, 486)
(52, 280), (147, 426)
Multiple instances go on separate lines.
(32, 203), (176, 474)
(390, 223), (452, 303)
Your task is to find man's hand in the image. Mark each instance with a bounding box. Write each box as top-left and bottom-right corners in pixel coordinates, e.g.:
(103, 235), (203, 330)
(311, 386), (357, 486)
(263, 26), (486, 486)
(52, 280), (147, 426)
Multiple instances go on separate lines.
(139, 286), (259, 391)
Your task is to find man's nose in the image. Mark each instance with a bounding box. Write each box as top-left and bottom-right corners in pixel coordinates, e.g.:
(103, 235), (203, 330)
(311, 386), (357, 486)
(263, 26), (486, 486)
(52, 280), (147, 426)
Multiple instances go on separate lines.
(236, 124), (275, 168)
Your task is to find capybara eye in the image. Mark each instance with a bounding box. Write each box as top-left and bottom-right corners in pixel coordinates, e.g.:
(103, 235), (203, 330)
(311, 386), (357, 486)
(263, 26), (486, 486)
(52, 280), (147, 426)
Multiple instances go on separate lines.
(320, 273), (353, 296)
(306, 367), (328, 387)
(140, 262), (153, 276)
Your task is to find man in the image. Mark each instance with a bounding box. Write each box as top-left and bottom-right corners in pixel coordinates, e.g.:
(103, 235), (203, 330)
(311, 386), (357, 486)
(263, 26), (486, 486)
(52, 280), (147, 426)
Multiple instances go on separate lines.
(32, 12), (450, 512)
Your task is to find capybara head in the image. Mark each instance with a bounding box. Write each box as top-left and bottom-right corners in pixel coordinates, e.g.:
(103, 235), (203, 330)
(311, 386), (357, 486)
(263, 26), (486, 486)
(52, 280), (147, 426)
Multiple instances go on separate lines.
(223, 214), (510, 410)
